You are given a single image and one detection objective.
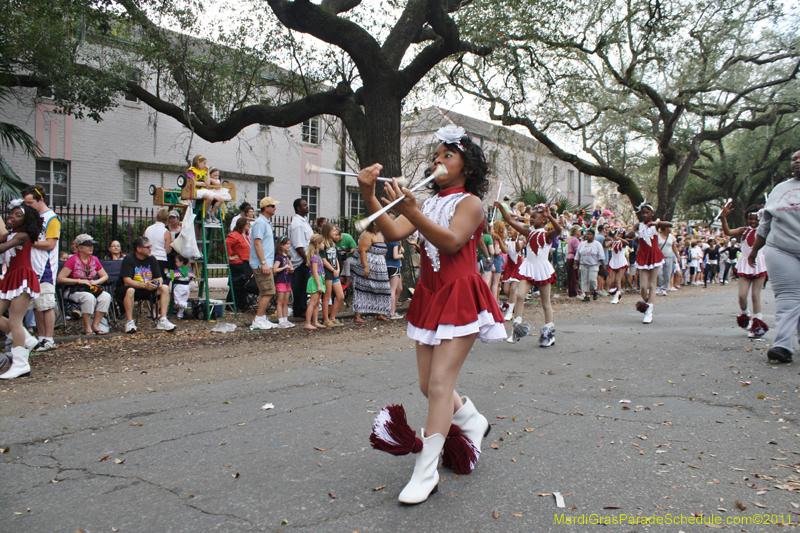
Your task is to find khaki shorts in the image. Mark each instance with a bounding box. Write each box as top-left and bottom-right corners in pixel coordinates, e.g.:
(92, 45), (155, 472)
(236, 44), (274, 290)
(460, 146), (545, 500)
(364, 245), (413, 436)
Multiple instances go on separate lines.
(29, 282), (55, 311)
(253, 270), (276, 297)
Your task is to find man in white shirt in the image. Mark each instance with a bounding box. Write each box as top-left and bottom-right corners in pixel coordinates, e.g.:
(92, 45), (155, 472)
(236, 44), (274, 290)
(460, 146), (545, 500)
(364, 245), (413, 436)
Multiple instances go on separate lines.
(289, 198), (313, 317)
(22, 186), (60, 352)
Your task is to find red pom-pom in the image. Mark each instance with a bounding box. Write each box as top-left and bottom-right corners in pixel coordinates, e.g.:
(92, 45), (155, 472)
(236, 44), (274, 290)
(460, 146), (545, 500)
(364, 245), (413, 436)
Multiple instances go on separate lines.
(441, 424), (480, 475)
(736, 313), (750, 330)
(749, 318), (769, 337)
(635, 301), (649, 313)
(370, 405), (423, 455)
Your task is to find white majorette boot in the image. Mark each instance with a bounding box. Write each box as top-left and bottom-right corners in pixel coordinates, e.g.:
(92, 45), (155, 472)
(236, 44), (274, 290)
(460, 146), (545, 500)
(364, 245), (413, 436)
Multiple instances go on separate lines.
(398, 430), (445, 505)
(539, 322), (556, 347)
(748, 313), (769, 338)
(503, 303), (515, 321)
(610, 291), (620, 304)
(451, 397), (490, 454)
(643, 304), (653, 324)
(0, 346), (31, 379)
(736, 309), (750, 330)
(6, 331), (39, 352)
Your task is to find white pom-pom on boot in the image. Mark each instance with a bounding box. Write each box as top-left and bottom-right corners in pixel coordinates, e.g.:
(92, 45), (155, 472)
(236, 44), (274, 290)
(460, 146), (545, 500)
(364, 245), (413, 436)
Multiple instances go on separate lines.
(452, 397), (490, 454)
(0, 346), (31, 379)
(398, 430), (445, 505)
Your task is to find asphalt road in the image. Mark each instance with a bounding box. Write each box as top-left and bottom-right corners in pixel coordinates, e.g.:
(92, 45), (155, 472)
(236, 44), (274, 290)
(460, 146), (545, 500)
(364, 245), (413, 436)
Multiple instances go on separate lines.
(2, 286), (798, 533)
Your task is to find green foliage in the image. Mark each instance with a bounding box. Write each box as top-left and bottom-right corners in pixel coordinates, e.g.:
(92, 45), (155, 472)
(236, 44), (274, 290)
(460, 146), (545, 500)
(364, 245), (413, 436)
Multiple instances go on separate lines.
(515, 189), (590, 214)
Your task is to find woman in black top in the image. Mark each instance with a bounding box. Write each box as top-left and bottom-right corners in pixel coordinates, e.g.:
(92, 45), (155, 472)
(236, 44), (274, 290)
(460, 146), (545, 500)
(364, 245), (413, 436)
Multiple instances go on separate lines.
(703, 239), (720, 288)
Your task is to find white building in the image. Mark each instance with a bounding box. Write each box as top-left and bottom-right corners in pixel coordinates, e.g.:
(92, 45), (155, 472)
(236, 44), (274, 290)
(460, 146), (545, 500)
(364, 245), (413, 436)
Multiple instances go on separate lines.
(402, 107), (594, 209)
(1, 89), (348, 222)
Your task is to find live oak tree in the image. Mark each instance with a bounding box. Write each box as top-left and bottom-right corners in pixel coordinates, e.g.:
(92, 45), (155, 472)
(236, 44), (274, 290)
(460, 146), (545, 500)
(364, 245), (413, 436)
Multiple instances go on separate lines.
(446, 0), (800, 220)
(681, 110), (800, 227)
(2, 0), (493, 177)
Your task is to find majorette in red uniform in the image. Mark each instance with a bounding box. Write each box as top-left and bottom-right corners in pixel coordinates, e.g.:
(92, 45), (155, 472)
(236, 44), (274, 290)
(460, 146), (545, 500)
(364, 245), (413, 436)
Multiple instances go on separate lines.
(634, 223), (665, 271)
(0, 200), (43, 380)
(736, 228), (767, 279)
(720, 203), (769, 338)
(608, 240), (629, 272)
(495, 202), (562, 346)
(405, 188), (506, 345)
(365, 125), (503, 506)
(517, 228), (557, 285)
(629, 201), (672, 324)
(0, 235), (40, 301)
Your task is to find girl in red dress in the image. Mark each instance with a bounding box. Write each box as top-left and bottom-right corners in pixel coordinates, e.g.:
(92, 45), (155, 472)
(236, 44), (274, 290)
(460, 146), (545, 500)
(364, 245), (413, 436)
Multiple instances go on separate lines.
(494, 201), (562, 346)
(720, 203), (768, 337)
(626, 202), (672, 323)
(361, 125), (504, 505)
(501, 227), (524, 320)
(0, 201), (44, 379)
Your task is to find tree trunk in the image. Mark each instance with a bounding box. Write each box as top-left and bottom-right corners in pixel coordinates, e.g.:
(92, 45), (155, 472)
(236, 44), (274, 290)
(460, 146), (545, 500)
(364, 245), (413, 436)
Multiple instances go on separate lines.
(361, 89), (403, 177)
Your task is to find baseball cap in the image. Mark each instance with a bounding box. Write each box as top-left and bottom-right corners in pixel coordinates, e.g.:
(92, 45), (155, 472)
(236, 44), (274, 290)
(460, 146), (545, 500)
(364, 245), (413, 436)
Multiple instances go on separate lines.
(259, 197), (279, 208)
(168, 210), (180, 218)
(74, 234), (97, 247)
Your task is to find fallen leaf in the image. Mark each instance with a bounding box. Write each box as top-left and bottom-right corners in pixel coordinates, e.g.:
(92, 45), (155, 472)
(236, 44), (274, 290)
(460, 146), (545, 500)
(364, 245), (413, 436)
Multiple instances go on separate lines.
(490, 443), (499, 449)
(492, 510), (499, 519)
(688, 465), (700, 469)
(114, 458), (124, 464)
(603, 505), (621, 509)
(753, 502), (767, 509)
(329, 492), (338, 499)
(512, 513), (523, 517)
(496, 416), (508, 419)
(734, 500), (746, 511)
(314, 447), (326, 451)
(0, 446), (9, 454)
(372, 485), (386, 491)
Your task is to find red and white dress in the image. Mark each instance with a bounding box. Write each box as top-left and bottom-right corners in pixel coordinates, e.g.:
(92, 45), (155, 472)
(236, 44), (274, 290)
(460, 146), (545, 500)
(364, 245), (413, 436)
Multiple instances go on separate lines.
(635, 223), (664, 270)
(406, 187), (506, 346)
(502, 237), (522, 282)
(608, 240), (629, 271)
(517, 228), (556, 285)
(736, 227), (767, 278)
(0, 233), (40, 300)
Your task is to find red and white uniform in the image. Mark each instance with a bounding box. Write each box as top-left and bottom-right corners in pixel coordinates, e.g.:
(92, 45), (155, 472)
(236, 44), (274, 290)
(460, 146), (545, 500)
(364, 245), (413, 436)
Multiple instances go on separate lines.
(608, 240), (629, 271)
(517, 228), (556, 285)
(502, 238), (522, 282)
(635, 223), (664, 270)
(406, 187), (506, 346)
(736, 227), (767, 278)
(0, 232), (40, 300)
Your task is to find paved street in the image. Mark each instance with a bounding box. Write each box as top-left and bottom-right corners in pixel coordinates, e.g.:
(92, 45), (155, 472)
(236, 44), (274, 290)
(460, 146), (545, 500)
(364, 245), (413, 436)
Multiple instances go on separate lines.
(2, 286), (798, 533)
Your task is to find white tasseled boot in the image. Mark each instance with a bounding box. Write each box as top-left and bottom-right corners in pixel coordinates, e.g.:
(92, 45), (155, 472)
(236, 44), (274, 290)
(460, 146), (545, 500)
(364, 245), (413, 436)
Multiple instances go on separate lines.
(398, 430), (445, 505)
(503, 303), (515, 321)
(6, 331), (39, 351)
(610, 292), (620, 304)
(452, 397), (490, 453)
(643, 304), (653, 324)
(0, 346), (31, 379)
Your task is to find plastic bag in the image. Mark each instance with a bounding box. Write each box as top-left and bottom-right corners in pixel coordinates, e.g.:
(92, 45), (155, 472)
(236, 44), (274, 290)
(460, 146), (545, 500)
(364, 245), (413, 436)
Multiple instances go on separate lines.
(211, 323), (237, 333)
(172, 207), (203, 261)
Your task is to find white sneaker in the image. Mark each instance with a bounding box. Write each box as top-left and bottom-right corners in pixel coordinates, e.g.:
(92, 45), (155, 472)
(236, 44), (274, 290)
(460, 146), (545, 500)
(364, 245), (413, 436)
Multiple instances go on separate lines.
(250, 317), (276, 330)
(34, 340), (57, 352)
(125, 320), (137, 334)
(157, 317), (177, 331)
(668, 287), (678, 291)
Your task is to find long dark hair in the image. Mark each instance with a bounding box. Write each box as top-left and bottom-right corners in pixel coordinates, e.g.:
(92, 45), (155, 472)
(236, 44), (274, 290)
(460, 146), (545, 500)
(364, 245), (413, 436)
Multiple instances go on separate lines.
(427, 136), (491, 198)
(14, 204), (44, 243)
